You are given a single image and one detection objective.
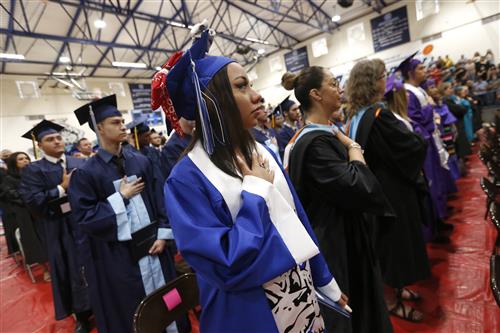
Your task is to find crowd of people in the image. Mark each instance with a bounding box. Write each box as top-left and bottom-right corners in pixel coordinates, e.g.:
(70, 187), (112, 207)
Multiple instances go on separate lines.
(0, 26), (498, 333)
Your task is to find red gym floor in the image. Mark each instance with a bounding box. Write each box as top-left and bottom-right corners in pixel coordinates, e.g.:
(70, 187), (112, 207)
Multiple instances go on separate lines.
(1, 152), (499, 333)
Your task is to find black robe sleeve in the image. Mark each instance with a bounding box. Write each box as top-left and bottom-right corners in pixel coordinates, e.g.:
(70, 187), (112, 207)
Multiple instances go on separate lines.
(302, 133), (394, 216)
(365, 109), (427, 184)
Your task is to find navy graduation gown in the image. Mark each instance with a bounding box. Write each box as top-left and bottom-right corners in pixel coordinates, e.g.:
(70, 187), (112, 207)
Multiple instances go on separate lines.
(250, 127), (282, 163)
(68, 147), (177, 333)
(19, 156), (90, 320)
(160, 132), (191, 179)
(140, 145), (167, 182)
(277, 124), (297, 158)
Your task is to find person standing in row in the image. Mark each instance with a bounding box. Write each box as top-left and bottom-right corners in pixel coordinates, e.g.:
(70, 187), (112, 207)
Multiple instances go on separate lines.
(161, 117), (195, 179)
(70, 95), (185, 333)
(346, 59), (431, 322)
(276, 96), (300, 152)
(163, 29), (349, 333)
(19, 120), (92, 333)
(284, 66), (394, 333)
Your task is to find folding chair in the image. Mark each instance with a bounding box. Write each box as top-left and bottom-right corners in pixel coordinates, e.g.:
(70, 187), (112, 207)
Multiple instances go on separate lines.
(133, 273), (199, 333)
(14, 228), (36, 283)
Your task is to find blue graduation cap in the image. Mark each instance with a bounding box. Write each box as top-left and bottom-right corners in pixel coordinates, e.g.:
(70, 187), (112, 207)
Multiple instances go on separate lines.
(126, 114), (150, 134)
(166, 29), (234, 154)
(22, 119), (64, 142)
(274, 96), (296, 114)
(74, 95), (121, 132)
(21, 119), (65, 160)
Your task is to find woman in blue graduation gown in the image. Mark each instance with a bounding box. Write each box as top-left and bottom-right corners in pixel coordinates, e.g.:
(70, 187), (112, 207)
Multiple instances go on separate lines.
(69, 95), (181, 333)
(163, 30), (348, 333)
(19, 121), (91, 330)
(284, 67), (394, 333)
(346, 59), (430, 322)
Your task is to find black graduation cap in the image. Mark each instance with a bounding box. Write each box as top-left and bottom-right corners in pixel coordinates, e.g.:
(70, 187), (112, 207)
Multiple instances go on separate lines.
(74, 95), (121, 132)
(395, 51), (419, 76)
(21, 119), (64, 141)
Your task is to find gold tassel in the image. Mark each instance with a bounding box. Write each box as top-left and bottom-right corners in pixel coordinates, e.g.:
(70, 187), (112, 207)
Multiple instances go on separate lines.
(134, 127), (139, 150)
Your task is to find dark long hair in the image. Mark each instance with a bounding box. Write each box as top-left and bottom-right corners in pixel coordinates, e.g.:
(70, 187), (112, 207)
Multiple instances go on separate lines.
(185, 65), (256, 178)
(6, 152), (31, 177)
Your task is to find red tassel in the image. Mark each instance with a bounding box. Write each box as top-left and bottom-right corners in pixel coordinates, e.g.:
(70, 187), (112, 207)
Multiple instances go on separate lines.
(151, 51), (185, 137)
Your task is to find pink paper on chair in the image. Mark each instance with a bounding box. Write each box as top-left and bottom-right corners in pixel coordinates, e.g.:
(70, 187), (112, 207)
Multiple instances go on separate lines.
(163, 288), (182, 311)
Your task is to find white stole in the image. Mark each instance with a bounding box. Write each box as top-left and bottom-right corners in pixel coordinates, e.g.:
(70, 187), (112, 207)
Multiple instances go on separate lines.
(187, 141), (319, 264)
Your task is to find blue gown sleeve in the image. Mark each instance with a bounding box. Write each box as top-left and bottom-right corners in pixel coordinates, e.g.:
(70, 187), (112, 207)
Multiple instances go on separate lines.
(19, 164), (60, 215)
(68, 168), (122, 242)
(164, 175), (298, 292)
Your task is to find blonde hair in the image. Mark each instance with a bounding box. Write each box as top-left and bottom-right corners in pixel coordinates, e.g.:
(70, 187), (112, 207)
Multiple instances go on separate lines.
(345, 59), (386, 117)
(386, 87), (409, 120)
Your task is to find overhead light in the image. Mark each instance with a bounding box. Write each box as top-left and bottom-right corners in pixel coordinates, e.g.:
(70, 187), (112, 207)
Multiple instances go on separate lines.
(332, 15), (341, 22)
(155, 66), (162, 71)
(59, 56), (71, 63)
(94, 19), (107, 29)
(0, 53), (25, 60)
(49, 72), (83, 76)
(167, 21), (186, 28)
(245, 37), (269, 45)
(112, 61), (147, 69)
(52, 76), (74, 88)
(258, 48), (265, 55)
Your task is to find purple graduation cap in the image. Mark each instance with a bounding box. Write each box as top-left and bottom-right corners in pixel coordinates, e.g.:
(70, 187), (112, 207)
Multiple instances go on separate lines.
(384, 74), (404, 96)
(395, 51), (420, 79)
(166, 29), (234, 155)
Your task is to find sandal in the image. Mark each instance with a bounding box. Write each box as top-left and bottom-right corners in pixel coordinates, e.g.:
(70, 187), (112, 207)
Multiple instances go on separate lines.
(389, 301), (423, 322)
(396, 288), (421, 301)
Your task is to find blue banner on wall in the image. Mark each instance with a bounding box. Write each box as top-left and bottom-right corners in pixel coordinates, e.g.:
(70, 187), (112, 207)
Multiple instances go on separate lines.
(129, 83), (164, 126)
(284, 47), (310, 73)
(370, 6), (410, 52)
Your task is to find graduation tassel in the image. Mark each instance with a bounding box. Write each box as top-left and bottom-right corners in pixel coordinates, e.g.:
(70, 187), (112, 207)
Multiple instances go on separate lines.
(271, 115), (275, 128)
(134, 127), (140, 150)
(30, 132), (39, 160)
(89, 106), (101, 147)
(190, 55), (214, 155)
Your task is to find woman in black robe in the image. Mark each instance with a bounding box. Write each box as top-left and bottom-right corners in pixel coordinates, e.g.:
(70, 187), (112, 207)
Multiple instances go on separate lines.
(345, 59), (431, 322)
(284, 66), (394, 333)
(3, 152), (48, 266)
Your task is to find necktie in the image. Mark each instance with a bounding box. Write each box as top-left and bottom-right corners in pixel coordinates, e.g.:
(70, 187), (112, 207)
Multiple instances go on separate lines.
(112, 155), (126, 177)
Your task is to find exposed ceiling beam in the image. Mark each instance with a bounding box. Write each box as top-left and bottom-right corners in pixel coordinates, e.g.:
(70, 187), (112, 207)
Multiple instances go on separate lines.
(48, 2), (84, 76)
(0, 28), (175, 53)
(89, 0), (144, 76)
(1, 0), (16, 73)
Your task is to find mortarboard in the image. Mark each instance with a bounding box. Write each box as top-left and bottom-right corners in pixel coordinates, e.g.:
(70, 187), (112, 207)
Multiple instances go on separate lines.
(74, 95), (121, 132)
(21, 119), (64, 142)
(384, 74), (404, 96)
(166, 29), (234, 154)
(126, 115), (150, 149)
(420, 78), (436, 91)
(21, 119), (65, 159)
(274, 96), (296, 115)
(395, 51), (420, 78)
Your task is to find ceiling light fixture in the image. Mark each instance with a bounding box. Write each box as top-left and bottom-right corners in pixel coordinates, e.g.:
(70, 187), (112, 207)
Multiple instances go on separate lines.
(112, 61), (147, 69)
(167, 21), (186, 28)
(155, 66), (162, 71)
(59, 56), (71, 63)
(332, 15), (341, 22)
(0, 53), (25, 60)
(257, 48), (265, 55)
(245, 37), (269, 45)
(94, 19), (107, 29)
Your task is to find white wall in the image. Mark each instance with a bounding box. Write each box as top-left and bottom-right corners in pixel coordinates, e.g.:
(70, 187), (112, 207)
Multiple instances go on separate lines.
(252, 0), (500, 105)
(0, 75), (152, 155)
